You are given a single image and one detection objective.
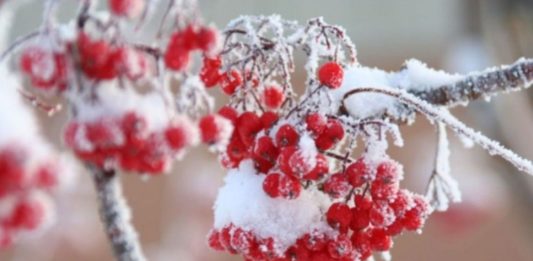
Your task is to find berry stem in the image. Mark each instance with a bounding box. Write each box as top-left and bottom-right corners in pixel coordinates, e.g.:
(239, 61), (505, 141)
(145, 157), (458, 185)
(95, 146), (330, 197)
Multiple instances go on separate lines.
(87, 164), (146, 261)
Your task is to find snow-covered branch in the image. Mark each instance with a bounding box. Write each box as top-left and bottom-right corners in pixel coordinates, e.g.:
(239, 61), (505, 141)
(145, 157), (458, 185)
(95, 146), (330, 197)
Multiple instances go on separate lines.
(411, 58), (533, 107)
(88, 164), (146, 261)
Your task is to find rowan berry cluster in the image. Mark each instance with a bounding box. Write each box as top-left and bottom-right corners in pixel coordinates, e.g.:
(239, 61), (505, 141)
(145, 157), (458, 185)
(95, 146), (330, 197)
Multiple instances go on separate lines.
(0, 144), (58, 247)
(207, 55), (431, 260)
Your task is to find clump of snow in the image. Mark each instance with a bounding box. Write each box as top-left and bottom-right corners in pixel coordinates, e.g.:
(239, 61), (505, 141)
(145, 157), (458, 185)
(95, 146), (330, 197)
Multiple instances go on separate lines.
(213, 160), (334, 254)
(69, 82), (172, 132)
(392, 59), (463, 90)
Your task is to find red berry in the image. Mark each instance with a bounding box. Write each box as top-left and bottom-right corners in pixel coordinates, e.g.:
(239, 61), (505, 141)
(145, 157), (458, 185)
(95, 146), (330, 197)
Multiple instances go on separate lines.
(260, 111), (279, 129)
(369, 229), (392, 251)
(253, 136), (278, 164)
(303, 233), (328, 252)
(376, 160), (401, 184)
(220, 70), (243, 95)
(207, 230), (224, 251)
(199, 114), (231, 145)
(326, 203), (352, 233)
(77, 32), (119, 79)
(0, 147), (28, 197)
(196, 26), (219, 52)
(370, 180), (399, 201)
(315, 119), (344, 150)
(263, 172), (300, 199)
(303, 154), (328, 180)
(263, 85), (285, 109)
(327, 235), (353, 259)
(165, 125), (187, 151)
(390, 189), (414, 217)
(236, 112), (263, 146)
(285, 240), (311, 260)
(345, 158), (369, 188)
(350, 207), (370, 231)
(318, 62), (343, 89)
(305, 113), (327, 137)
(322, 172), (351, 198)
(275, 124), (299, 147)
(262, 173), (280, 198)
(109, 0), (144, 18)
(351, 232), (372, 260)
(200, 56), (222, 87)
(33, 163), (58, 189)
(9, 198), (45, 230)
(218, 106), (239, 124)
(369, 202), (396, 228)
(277, 174), (301, 199)
(20, 46), (67, 90)
(225, 133), (248, 166)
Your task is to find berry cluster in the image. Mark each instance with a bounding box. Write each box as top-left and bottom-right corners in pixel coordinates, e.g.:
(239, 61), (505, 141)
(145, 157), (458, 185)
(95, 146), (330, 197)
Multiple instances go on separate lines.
(77, 32), (148, 81)
(19, 45), (68, 92)
(63, 112), (197, 174)
(323, 159), (430, 260)
(209, 58), (432, 260)
(165, 25), (219, 72)
(0, 145), (58, 247)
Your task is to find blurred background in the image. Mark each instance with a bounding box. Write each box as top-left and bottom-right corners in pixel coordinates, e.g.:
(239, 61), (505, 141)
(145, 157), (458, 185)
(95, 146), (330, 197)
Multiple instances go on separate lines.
(1, 0), (533, 260)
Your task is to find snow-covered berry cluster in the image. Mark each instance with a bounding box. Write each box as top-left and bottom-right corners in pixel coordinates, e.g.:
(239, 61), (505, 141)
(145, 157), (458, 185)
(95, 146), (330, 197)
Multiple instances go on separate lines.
(207, 16), (433, 260)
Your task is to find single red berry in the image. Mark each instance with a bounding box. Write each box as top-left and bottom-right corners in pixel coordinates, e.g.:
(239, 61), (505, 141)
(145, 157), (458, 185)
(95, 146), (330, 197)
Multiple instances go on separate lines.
(236, 112), (263, 146)
(253, 136), (279, 165)
(303, 154), (328, 180)
(369, 228), (393, 251)
(263, 172), (281, 198)
(200, 56), (222, 87)
(318, 62), (343, 89)
(390, 189), (414, 217)
(218, 106), (239, 124)
(109, 0), (144, 18)
(322, 172), (351, 198)
(219, 225), (237, 254)
(263, 85), (285, 109)
(225, 133), (249, 166)
(207, 230), (224, 251)
(165, 125), (187, 151)
(278, 146), (300, 177)
(33, 163), (58, 189)
(386, 219), (405, 236)
(196, 26), (219, 52)
(370, 180), (399, 202)
(220, 70), (243, 95)
(303, 233), (328, 252)
(275, 124), (299, 147)
(0, 147), (28, 197)
(369, 202), (396, 228)
(305, 113), (327, 137)
(345, 158), (369, 188)
(230, 227), (253, 253)
(260, 111), (279, 129)
(315, 119), (344, 150)
(326, 203), (352, 233)
(199, 114), (231, 145)
(277, 174), (301, 199)
(350, 207), (370, 231)
(8, 198), (45, 230)
(375, 160), (401, 184)
(285, 239), (311, 261)
(351, 232), (372, 260)
(327, 235), (353, 259)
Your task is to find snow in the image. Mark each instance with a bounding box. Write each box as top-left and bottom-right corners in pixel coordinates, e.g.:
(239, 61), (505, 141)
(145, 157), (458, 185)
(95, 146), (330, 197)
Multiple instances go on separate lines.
(213, 160), (334, 254)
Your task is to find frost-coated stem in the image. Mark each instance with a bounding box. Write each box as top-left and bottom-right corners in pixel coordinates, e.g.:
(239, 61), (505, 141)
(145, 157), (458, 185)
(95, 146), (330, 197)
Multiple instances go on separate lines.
(341, 87), (533, 176)
(411, 58), (533, 107)
(88, 164), (146, 261)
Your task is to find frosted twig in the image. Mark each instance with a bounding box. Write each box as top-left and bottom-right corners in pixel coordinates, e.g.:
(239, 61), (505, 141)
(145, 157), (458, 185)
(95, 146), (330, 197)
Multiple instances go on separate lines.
(411, 58), (533, 107)
(88, 164), (146, 261)
(18, 89), (62, 116)
(341, 86), (533, 176)
(0, 31), (40, 63)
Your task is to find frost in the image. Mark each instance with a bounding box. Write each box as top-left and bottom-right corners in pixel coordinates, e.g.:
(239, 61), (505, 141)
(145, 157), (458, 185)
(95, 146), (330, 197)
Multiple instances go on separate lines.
(213, 160), (334, 254)
(426, 122), (461, 212)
